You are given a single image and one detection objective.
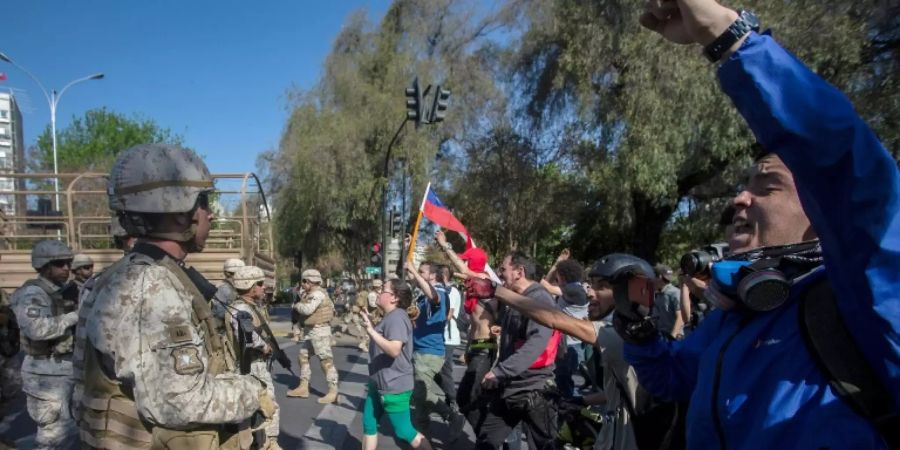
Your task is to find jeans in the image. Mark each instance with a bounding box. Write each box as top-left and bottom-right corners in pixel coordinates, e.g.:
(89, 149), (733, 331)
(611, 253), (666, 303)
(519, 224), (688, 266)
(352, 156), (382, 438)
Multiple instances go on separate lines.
(438, 344), (458, 409)
(457, 348), (495, 434)
(554, 344), (585, 398)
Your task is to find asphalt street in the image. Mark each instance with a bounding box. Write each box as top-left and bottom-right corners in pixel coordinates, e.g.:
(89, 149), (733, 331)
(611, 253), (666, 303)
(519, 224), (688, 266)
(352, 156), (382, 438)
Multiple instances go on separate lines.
(0, 306), (478, 449)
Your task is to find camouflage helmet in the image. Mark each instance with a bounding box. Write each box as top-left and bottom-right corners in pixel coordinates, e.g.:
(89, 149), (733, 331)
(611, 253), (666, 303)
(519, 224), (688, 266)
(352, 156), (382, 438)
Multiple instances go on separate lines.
(301, 269), (323, 284)
(31, 240), (74, 269)
(108, 144), (213, 214)
(232, 266), (266, 290)
(223, 258), (245, 274)
(71, 253), (94, 270)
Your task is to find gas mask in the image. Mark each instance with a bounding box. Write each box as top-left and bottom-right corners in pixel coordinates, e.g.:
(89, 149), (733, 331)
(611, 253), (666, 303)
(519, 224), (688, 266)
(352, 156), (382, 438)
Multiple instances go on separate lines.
(705, 240), (822, 312)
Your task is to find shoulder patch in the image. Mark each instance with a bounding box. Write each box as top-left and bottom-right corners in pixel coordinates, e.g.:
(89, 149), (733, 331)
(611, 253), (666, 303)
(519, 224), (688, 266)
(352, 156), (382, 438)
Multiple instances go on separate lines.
(26, 307), (42, 318)
(172, 347), (204, 375)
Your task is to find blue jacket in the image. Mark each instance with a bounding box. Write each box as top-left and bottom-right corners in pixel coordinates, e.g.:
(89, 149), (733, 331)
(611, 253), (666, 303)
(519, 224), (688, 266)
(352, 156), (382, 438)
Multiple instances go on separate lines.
(624, 32), (900, 449)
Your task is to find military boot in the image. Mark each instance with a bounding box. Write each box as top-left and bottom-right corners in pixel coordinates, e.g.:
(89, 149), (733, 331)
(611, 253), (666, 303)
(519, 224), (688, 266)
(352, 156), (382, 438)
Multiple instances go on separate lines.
(318, 383), (338, 404)
(286, 379), (309, 398)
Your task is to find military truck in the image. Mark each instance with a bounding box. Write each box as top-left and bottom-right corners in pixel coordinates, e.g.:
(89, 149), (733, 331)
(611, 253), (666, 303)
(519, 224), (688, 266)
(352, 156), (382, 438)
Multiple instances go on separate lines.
(0, 172), (276, 294)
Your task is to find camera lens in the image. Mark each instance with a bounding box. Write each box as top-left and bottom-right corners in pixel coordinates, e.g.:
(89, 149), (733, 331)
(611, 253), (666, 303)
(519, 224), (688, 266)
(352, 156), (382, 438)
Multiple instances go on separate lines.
(680, 251), (715, 277)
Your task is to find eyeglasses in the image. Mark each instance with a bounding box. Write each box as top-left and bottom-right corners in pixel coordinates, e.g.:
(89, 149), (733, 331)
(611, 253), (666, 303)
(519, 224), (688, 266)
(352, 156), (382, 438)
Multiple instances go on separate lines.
(80, 265), (94, 271)
(255, 281), (265, 287)
(50, 260), (72, 268)
(301, 279), (310, 284)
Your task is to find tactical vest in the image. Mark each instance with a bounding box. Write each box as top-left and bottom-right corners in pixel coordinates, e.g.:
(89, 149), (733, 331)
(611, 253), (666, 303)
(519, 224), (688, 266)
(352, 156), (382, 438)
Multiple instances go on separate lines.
(78, 252), (250, 450)
(356, 290), (370, 309)
(302, 289), (334, 326)
(18, 278), (77, 356)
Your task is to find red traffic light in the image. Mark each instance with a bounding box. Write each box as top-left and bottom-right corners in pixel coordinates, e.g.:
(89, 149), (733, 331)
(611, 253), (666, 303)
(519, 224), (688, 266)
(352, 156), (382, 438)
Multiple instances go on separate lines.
(372, 242), (381, 253)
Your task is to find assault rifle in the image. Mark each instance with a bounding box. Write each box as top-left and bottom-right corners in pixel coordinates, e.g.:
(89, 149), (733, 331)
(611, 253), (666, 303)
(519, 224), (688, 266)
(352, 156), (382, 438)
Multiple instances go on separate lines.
(234, 311), (294, 376)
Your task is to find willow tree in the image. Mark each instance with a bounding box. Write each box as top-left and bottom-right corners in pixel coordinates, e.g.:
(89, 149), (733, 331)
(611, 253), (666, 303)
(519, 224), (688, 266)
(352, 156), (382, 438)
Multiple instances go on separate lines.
(262, 0), (517, 269)
(509, 0), (896, 262)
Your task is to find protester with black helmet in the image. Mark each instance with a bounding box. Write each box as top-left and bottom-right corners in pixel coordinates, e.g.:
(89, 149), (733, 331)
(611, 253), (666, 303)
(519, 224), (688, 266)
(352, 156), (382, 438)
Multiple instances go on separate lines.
(466, 253), (682, 450)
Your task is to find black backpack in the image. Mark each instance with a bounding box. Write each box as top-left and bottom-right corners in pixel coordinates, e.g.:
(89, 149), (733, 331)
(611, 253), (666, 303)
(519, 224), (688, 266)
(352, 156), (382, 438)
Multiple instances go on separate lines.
(799, 278), (900, 448)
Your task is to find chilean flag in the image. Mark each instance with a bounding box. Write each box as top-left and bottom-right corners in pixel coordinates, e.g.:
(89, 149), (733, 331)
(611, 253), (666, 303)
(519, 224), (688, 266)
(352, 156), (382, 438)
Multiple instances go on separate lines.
(422, 186), (468, 237)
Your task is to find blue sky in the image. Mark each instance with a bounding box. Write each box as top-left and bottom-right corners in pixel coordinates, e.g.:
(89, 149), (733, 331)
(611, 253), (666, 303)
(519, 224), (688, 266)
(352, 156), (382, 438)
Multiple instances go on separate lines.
(0, 1), (389, 174)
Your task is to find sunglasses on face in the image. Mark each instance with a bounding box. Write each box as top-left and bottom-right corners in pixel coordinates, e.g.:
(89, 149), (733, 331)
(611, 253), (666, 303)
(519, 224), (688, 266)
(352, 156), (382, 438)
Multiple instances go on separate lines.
(255, 281), (265, 287)
(50, 260), (72, 268)
(196, 192), (211, 211)
(80, 265), (94, 271)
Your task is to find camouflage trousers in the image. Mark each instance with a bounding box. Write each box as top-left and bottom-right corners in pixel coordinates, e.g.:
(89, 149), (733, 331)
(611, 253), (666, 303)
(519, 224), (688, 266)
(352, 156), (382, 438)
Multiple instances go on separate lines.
(298, 325), (338, 385)
(350, 310), (370, 348)
(22, 372), (77, 450)
(250, 360), (280, 439)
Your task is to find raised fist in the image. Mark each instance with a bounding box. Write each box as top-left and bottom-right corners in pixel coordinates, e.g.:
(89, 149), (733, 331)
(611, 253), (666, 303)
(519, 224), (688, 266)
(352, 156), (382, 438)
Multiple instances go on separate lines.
(465, 277), (495, 299)
(638, 0), (739, 47)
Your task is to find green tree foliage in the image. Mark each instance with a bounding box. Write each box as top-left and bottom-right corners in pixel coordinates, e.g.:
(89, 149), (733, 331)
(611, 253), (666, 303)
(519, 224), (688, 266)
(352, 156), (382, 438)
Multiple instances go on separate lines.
(262, 0), (517, 269)
(269, 0), (898, 271)
(509, 0), (897, 263)
(31, 107), (184, 172)
(445, 127), (582, 265)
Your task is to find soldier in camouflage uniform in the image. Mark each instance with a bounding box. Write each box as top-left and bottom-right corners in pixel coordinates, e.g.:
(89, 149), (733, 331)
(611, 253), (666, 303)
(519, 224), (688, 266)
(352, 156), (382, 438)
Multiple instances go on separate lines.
(70, 253), (94, 293)
(0, 283), (21, 419)
(75, 144), (273, 450)
(10, 239), (79, 449)
(349, 279), (382, 352)
(213, 258), (244, 319)
(286, 269), (339, 404)
(71, 216), (136, 422)
(226, 266), (282, 450)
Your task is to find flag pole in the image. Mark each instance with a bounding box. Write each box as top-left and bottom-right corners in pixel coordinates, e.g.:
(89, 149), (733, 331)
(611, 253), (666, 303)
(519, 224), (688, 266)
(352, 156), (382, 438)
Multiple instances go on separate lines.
(406, 182), (430, 264)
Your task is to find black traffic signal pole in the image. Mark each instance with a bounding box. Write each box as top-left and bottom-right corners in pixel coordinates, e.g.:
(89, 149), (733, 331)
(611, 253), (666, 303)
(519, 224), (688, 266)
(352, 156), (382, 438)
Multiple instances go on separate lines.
(381, 117), (408, 281)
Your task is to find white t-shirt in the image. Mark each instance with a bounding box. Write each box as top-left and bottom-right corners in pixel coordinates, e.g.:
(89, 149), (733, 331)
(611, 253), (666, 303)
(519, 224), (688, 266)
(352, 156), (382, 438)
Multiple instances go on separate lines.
(443, 285), (462, 346)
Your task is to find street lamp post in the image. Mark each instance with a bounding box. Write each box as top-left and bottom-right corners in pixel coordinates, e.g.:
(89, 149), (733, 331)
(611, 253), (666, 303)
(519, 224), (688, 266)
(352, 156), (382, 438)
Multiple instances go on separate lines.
(0, 51), (103, 210)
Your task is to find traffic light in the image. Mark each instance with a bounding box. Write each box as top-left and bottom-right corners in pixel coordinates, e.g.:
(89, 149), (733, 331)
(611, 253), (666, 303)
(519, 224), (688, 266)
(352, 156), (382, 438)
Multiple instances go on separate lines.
(405, 77), (423, 126)
(391, 208), (402, 237)
(371, 242), (382, 265)
(430, 86), (451, 123)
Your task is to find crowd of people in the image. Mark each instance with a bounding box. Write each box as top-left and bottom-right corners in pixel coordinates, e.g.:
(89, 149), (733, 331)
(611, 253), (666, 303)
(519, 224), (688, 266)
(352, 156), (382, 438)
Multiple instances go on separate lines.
(0, 0), (897, 449)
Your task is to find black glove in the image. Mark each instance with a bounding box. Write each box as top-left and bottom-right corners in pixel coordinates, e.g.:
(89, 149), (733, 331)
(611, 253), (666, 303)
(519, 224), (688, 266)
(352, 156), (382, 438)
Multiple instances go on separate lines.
(612, 312), (659, 345)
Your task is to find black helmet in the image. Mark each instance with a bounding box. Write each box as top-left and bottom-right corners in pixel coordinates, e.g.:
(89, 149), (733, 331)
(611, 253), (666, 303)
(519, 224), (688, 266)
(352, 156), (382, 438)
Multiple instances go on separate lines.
(589, 253), (654, 282)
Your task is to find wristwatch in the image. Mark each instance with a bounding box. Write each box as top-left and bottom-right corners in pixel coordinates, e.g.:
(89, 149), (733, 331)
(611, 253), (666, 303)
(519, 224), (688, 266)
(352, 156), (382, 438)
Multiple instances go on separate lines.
(442, 242), (453, 251)
(704, 10), (759, 63)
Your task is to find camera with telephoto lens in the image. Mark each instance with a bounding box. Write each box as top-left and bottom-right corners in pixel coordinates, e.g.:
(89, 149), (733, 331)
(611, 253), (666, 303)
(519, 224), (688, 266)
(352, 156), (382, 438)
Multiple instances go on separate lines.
(680, 243), (729, 277)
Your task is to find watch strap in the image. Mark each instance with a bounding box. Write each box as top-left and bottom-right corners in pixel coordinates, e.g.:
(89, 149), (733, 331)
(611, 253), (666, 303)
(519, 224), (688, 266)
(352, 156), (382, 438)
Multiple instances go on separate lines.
(704, 10), (759, 63)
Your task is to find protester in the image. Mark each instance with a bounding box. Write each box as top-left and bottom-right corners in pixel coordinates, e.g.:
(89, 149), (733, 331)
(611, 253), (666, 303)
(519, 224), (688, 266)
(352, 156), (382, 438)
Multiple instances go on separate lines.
(542, 252), (589, 398)
(361, 279), (434, 450)
(475, 251), (560, 450)
(466, 253), (683, 450)
(439, 265), (462, 415)
(405, 262), (466, 439)
(612, 1), (900, 448)
(435, 230), (499, 433)
(652, 264), (682, 339)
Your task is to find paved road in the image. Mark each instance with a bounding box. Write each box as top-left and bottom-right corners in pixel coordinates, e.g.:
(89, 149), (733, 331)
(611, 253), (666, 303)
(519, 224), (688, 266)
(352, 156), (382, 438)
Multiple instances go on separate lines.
(0, 306), (478, 449)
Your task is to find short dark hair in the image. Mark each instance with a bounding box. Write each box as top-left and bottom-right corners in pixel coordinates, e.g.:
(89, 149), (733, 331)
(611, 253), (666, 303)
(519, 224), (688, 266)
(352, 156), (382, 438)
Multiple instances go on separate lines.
(506, 250), (536, 280)
(419, 261), (444, 283)
(556, 259), (584, 283)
